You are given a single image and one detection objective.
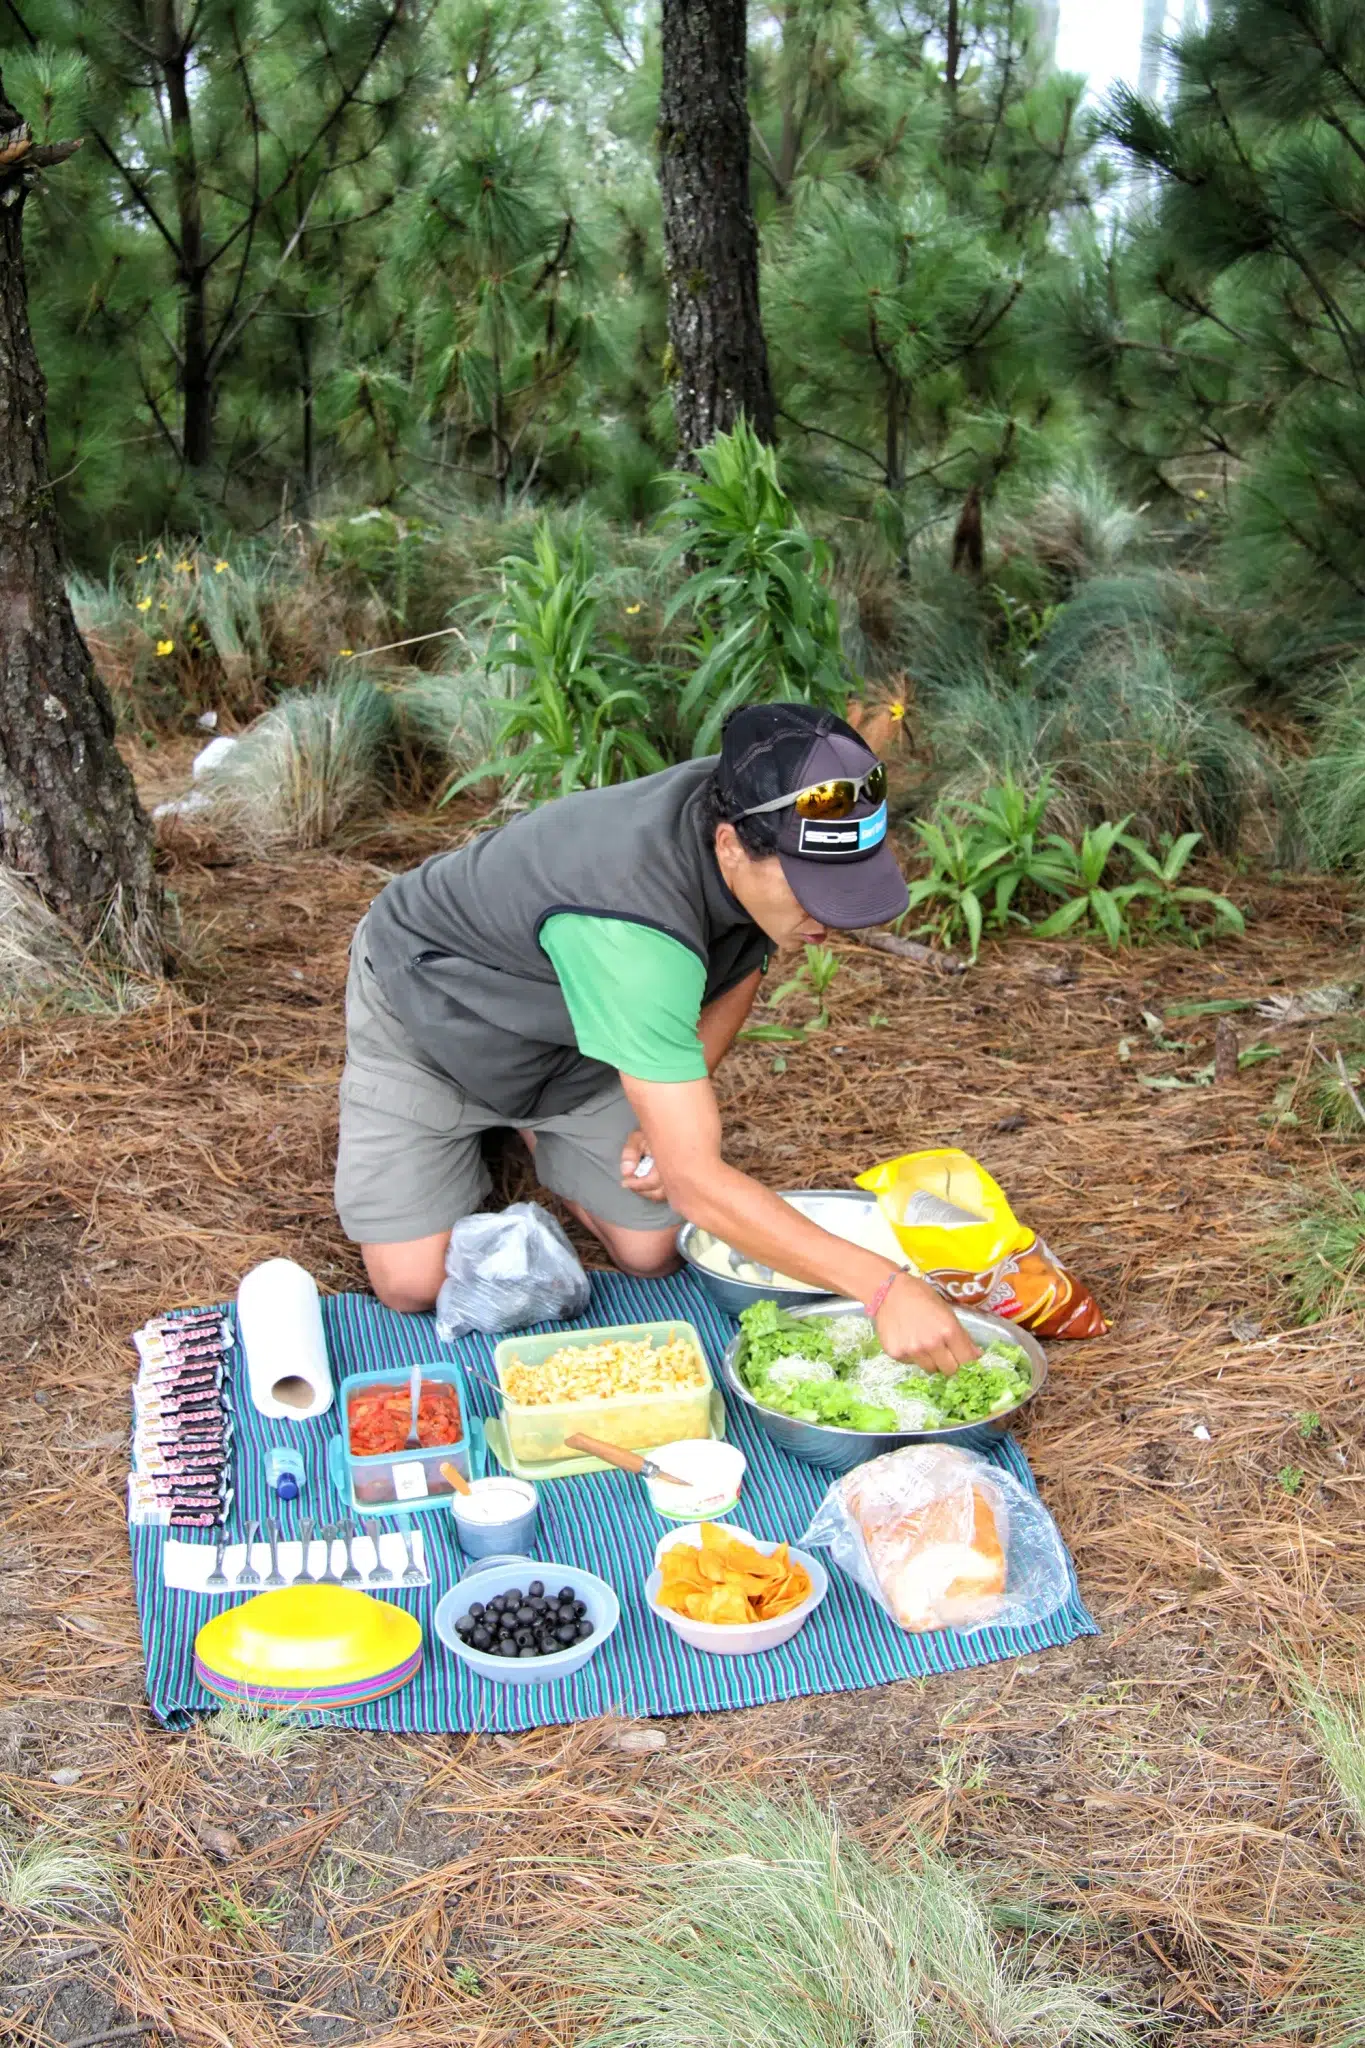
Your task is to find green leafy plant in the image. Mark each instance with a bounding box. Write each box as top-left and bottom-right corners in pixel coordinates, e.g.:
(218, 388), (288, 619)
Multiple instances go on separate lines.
(741, 943), (841, 1040)
(901, 813), (1014, 960)
(1119, 831), (1246, 939)
(1278, 1465), (1305, 1497)
(1028, 817), (1147, 948)
(449, 524), (667, 803)
(661, 420), (850, 756)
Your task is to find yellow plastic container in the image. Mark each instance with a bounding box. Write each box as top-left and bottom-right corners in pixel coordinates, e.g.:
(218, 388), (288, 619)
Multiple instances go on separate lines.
(491, 1319), (713, 1466)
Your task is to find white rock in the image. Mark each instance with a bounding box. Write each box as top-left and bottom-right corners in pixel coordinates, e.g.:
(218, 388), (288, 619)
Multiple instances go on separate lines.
(1192, 1424), (1212, 1442)
(196, 708), (219, 730)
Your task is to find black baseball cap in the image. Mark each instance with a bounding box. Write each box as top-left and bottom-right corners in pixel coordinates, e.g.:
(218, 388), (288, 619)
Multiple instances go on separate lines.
(715, 703), (909, 929)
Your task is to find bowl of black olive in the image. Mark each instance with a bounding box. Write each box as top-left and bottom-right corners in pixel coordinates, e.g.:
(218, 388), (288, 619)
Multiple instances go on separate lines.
(433, 1562), (621, 1684)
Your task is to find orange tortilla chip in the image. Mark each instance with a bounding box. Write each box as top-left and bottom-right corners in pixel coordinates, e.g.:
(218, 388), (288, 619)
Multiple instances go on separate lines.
(658, 1531), (812, 1625)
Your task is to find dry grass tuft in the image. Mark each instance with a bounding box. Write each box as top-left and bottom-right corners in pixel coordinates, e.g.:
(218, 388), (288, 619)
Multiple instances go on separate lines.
(0, 867), (162, 1020)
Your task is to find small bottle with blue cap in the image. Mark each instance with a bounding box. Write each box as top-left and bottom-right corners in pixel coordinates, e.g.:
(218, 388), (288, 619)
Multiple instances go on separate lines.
(264, 1446), (306, 1503)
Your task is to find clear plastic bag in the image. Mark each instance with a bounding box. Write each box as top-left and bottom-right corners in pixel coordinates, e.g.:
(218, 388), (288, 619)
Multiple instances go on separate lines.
(434, 1202), (590, 1343)
(801, 1442), (1072, 1635)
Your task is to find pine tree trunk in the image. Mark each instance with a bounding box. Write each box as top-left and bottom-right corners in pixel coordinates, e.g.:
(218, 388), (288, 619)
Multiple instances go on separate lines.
(156, 1), (212, 468)
(658, 0), (775, 459)
(0, 76), (161, 960)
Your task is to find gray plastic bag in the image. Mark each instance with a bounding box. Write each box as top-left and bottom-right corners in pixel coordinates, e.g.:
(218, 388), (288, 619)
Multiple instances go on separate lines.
(434, 1201), (590, 1343)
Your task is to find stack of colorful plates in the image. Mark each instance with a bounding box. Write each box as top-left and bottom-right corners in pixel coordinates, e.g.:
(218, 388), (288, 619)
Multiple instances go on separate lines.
(194, 1585), (422, 1711)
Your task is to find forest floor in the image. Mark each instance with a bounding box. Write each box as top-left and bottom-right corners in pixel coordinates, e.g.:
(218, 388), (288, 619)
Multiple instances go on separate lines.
(1, 742), (1362, 2047)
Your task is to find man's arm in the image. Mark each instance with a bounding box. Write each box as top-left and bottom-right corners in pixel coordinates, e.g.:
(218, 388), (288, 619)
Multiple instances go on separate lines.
(621, 1072), (977, 1373)
(698, 968), (762, 1072)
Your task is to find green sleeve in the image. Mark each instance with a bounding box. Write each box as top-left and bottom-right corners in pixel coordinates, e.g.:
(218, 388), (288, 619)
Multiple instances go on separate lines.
(540, 914), (709, 1083)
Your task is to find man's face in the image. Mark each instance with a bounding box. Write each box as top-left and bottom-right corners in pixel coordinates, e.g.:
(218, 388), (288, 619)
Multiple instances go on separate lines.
(714, 825), (828, 950)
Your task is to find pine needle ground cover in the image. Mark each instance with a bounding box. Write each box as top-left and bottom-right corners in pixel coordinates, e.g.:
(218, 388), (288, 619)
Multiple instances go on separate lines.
(1, 773), (1363, 2045)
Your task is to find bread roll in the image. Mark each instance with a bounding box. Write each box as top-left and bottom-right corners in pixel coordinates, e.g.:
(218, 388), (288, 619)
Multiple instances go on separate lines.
(843, 1446), (1007, 1632)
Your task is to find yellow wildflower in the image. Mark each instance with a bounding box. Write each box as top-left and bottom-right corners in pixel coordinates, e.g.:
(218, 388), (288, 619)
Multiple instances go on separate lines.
(339, 647), (354, 658)
(136, 554), (148, 565)
(889, 701), (906, 721)
(174, 558), (192, 573)
(1193, 488), (1208, 502)
(156, 639), (175, 656)
(625, 603), (642, 615)
(213, 559), (228, 573)
(136, 596), (152, 613)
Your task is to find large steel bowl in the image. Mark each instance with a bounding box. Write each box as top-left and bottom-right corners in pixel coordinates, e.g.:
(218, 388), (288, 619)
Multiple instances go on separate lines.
(677, 1189), (892, 1316)
(719, 1298), (1047, 1473)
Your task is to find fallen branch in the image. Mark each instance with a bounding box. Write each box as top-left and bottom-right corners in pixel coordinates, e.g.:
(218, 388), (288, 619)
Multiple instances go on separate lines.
(851, 931), (967, 975)
(61, 2025), (157, 2048)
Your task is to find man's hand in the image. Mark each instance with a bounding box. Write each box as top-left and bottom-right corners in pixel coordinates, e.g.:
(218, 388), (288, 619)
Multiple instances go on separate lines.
(619, 1128), (667, 1202)
(874, 1273), (979, 1376)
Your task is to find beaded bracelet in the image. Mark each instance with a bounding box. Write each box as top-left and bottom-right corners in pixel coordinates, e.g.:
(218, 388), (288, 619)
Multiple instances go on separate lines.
(863, 1271), (900, 1320)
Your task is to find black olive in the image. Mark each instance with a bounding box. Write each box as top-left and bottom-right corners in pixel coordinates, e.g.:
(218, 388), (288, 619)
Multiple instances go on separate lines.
(572, 1600), (587, 1618)
(537, 1634), (556, 1654)
(554, 1622), (577, 1645)
(498, 1639), (519, 1658)
(529, 1580), (544, 1598)
(517, 1643), (538, 1658)
(557, 1585), (574, 1603)
(576, 1619), (594, 1640)
(471, 1627), (491, 1650)
(468, 1601), (485, 1619)
(505, 1587), (523, 1605)
(455, 1614), (475, 1636)
(515, 1604), (535, 1625)
(485, 1594), (504, 1613)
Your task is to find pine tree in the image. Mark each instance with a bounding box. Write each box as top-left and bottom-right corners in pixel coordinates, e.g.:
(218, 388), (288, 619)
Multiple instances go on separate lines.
(0, 70), (160, 959)
(1077, 0), (1365, 671)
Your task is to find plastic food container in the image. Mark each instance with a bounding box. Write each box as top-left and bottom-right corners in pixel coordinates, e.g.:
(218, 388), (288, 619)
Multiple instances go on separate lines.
(335, 1364), (469, 1511)
(645, 1522), (828, 1657)
(645, 1439), (747, 1522)
(432, 1562), (621, 1686)
(491, 1319), (713, 1467)
(450, 1476), (539, 1560)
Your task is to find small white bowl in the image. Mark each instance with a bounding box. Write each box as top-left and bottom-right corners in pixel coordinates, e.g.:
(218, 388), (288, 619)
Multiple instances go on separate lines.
(645, 1439), (747, 1521)
(645, 1522), (827, 1656)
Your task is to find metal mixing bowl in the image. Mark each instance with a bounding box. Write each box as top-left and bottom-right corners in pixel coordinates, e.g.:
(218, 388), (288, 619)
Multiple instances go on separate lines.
(718, 1298), (1048, 1472)
(677, 1189), (887, 1316)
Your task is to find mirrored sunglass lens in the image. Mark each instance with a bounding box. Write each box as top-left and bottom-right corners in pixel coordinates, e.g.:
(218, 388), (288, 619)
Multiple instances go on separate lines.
(866, 763), (888, 804)
(795, 780), (856, 818)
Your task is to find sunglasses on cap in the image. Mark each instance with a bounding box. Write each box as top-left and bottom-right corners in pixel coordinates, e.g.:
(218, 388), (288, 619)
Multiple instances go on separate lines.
(738, 762), (888, 821)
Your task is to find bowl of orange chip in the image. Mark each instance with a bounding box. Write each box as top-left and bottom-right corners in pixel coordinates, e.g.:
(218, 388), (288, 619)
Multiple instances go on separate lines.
(645, 1521), (827, 1656)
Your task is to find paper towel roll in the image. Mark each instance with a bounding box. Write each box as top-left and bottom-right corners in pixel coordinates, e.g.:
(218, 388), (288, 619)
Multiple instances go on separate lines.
(237, 1258), (334, 1420)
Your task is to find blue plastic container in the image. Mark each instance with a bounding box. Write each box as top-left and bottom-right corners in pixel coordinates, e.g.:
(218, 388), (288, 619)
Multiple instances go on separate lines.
(432, 1562), (620, 1686)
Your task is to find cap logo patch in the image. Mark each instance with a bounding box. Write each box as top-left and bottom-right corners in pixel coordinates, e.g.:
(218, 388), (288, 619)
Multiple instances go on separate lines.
(795, 803), (888, 858)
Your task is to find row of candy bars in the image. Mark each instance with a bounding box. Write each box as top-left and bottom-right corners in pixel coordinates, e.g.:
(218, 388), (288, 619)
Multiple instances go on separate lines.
(128, 1308), (235, 1526)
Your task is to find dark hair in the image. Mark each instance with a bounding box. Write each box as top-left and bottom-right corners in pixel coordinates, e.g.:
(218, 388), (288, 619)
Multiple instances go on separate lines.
(701, 770), (782, 857)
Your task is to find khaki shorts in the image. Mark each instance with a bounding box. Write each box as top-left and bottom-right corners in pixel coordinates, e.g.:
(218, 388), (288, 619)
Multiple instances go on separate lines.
(334, 925), (684, 1245)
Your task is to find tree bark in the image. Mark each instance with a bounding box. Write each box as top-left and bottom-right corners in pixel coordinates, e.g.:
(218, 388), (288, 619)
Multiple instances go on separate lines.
(657, 0), (776, 459)
(155, 0), (212, 468)
(0, 74), (161, 961)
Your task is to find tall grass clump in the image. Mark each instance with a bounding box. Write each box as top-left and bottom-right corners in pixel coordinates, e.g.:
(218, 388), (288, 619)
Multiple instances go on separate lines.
(1295, 1667), (1365, 1834)
(0, 869), (161, 1021)
(555, 1793), (1140, 2048)
(202, 1702), (311, 1763)
(0, 1828), (113, 1916)
(201, 669), (397, 851)
(1273, 1670), (1365, 2046)
(1271, 1180), (1365, 1326)
(1285, 673), (1365, 872)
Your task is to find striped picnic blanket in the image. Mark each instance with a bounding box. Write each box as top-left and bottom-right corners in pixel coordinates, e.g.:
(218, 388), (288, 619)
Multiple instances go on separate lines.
(129, 1272), (1097, 1730)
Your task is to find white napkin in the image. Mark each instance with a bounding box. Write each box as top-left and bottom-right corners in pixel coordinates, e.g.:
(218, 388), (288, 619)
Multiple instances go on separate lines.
(163, 1529), (428, 1594)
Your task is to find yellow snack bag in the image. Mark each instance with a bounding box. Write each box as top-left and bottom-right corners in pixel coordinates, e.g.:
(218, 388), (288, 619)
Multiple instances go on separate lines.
(856, 1149), (1107, 1340)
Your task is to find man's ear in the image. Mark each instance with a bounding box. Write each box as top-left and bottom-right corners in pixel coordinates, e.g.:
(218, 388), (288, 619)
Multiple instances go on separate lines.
(714, 820), (740, 860)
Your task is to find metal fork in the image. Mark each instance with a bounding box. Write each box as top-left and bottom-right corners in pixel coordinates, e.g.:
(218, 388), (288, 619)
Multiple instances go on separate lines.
(317, 1522), (342, 1586)
(205, 1531), (229, 1590)
(339, 1519), (363, 1586)
(264, 1518), (286, 1588)
(363, 1518), (393, 1586)
(397, 1517), (424, 1585)
(293, 1515), (316, 1586)
(234, 1521), (262, 1587)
